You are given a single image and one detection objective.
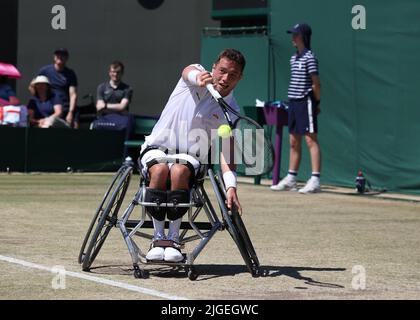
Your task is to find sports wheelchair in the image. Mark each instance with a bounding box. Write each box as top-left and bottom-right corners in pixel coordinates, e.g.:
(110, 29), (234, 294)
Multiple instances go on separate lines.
(78, 157), (260, 280)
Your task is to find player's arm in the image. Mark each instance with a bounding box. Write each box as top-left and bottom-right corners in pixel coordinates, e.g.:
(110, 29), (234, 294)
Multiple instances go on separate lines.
(182, 65), (213, 87)
(220, 138), (242, 214)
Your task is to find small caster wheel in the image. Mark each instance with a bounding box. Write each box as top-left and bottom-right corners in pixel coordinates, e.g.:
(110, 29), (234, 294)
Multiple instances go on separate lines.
(251, 267), (259, 278)
(133, 266), (148, 279)
(188, 267), (198, 281)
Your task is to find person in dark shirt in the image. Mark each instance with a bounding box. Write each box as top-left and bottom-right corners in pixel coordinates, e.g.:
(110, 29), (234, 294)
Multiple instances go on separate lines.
(93, 61), (134, 138)
(27, 75), (69, 128)
(38, 48), (78, 128)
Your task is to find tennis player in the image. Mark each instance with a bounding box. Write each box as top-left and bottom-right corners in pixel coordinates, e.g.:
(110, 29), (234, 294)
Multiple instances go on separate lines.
(139, 49), (245, 262)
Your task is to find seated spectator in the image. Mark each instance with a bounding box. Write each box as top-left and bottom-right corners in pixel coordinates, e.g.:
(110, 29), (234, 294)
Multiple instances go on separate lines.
(27, 76), (69, 128)
(92, 61), (134, 138)
(38, 48), (79, 128)
(0, 76), (20, 106)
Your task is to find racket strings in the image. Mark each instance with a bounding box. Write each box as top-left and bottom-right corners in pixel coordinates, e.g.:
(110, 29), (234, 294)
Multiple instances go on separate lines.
(232, 117), (274, 176)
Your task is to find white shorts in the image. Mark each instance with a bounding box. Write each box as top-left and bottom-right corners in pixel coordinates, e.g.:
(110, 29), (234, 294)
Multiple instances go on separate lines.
(140, 148), (201, 179)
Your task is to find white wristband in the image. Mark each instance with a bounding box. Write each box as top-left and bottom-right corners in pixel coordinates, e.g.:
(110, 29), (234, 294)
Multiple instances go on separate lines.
(223, 171), (237, 190)
(187, 70), (200, 85)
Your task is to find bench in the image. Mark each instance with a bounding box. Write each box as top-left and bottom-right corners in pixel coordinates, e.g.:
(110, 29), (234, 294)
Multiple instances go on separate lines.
(124, 115), (159, 151)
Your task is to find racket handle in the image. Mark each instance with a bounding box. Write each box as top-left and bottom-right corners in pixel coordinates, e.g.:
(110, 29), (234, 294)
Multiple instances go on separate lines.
(206, 83), (222, 100)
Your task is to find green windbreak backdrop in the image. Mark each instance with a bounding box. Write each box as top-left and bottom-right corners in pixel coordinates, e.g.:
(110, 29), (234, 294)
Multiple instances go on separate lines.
(269, 0), (420, 194)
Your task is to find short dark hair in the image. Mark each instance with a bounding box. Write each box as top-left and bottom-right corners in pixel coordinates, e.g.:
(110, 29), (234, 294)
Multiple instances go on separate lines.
(54, 48), (69, 58)
(110, 61), (125, 73)
(214, 49), (246, 72)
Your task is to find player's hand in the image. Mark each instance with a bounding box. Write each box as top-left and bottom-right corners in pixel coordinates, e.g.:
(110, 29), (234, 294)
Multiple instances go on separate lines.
(197, 71), (213, 87)
(226, 187), (243, 215)
(316, 105), (321, 115)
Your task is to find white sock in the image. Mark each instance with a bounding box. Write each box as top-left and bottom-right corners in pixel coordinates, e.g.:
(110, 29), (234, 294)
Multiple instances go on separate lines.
(311, 172), (321, 182)
(152, 218), (166, 240)
(167, 218), (182, 243)
(310, 177), (320, 185)
(287, 172), (297, 180)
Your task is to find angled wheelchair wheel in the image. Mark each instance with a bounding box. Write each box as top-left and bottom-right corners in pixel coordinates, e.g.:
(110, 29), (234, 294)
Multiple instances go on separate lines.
(79, 165), (133, 271)
(230, 206), (260, 276)
(230, 206), (260, 266)
(211, 171), (260, 277)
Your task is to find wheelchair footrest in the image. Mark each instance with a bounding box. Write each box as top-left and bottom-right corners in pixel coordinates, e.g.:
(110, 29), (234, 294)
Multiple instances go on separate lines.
(125, 220), (213, 230)
(146, 253), (188, 265)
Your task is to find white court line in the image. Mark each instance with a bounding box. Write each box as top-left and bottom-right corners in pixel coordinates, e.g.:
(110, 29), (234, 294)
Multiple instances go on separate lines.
(0, 255), (188, 300)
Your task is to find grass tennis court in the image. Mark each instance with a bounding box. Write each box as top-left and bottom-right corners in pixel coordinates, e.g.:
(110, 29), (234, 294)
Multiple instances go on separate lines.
(1, 172), (419, 300)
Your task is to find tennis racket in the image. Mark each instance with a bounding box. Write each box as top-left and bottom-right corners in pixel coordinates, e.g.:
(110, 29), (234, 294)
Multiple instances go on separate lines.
(206, 84), (274, 176)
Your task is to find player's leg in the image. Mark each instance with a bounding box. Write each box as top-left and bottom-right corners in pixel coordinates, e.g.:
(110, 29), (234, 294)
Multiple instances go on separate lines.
(140, 149), (170, 260)
(164, 154), (200, 262)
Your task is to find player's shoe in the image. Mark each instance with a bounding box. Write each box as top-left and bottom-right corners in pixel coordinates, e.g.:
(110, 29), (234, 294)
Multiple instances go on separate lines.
(270, 176), (297, 191)
(146, 246), (165, 261)
(164, 247), (184, 262)
(298, 177), (321, 194)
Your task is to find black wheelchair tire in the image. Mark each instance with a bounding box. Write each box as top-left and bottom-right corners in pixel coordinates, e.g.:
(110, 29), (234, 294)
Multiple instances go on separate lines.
(230, 206), (260, 276)
(211, 171), (260, 276)
(80, 165), (132, 271)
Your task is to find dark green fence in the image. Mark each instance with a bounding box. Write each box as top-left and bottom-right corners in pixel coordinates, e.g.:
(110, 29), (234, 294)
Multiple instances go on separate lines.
(0, 126), (125, 172)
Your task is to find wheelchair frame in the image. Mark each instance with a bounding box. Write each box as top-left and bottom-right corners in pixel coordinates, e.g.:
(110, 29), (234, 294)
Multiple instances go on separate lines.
(78, 158), (260, 280)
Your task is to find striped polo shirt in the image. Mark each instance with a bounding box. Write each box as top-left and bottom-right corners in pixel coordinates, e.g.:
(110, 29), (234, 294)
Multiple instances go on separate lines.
(288, 49), (319, 100)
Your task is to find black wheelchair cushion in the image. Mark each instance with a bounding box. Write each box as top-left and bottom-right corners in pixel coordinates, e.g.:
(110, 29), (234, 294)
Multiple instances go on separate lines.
(167, 189), (190, 220)
(144, 188), (167, 221)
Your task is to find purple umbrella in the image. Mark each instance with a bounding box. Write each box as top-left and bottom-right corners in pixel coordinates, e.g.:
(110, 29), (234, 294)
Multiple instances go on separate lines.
(0, 62), (22, 79)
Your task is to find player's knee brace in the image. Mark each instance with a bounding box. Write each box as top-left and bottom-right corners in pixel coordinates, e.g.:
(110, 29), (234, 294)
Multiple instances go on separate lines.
(144, 188), (167, 221)
(166, 190), (190, 220)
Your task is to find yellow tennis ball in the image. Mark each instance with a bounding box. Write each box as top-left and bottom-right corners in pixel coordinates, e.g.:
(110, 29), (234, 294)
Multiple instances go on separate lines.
(217, 124), (232, 139)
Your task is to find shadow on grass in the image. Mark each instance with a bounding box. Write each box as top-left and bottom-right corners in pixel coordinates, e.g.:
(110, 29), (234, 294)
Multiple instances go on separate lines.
(87, 263), (346, 288)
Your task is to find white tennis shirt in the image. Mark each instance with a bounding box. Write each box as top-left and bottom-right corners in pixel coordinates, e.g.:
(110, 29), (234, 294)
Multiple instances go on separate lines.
(142, 64), (239, 162)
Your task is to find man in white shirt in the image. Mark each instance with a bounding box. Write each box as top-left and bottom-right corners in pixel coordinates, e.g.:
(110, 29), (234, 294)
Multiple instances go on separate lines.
(140, 49), (245, 262)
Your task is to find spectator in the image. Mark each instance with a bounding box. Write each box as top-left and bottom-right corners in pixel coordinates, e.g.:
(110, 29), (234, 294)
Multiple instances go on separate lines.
(92, 61), (134, 139)
(38, 48), (78, 128)
(27, 75), (69, 128)
(0, 76), (20, 106)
